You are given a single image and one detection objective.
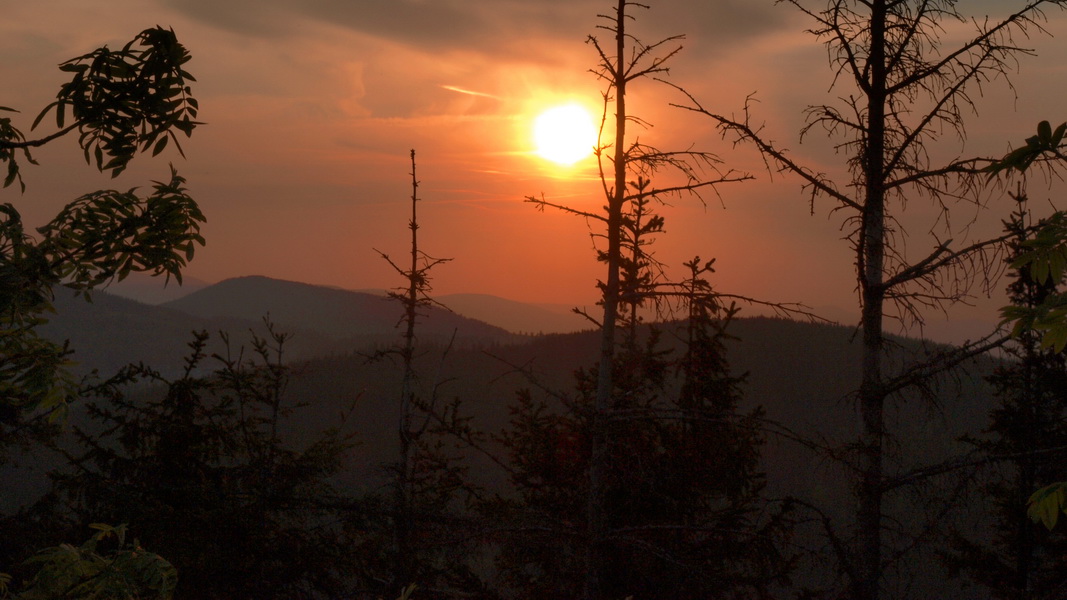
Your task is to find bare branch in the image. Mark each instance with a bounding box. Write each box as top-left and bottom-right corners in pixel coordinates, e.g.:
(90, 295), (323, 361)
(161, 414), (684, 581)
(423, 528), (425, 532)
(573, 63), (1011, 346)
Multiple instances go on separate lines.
(882, 330), (1008, 398)
(671, 88), (861, 212)
(524, 193), (607, 222)
(0, 122), (81, 151)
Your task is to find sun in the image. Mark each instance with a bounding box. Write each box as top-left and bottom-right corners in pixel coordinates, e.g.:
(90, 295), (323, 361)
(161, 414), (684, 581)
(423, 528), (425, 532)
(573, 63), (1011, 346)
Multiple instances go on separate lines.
(533, 104), (598, 166)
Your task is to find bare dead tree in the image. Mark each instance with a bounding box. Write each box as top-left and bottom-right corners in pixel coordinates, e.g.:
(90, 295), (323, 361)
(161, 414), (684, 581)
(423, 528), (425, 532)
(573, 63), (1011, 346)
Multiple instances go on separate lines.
(526, 2), (754, 598)
(375, 149), (454, 596)
(675, 2), (1067, 599)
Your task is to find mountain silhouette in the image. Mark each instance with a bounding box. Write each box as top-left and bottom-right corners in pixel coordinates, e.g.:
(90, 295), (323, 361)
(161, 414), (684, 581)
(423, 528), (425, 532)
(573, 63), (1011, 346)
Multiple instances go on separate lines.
(105, 271), (210, 304)
(437, 293), (593, 334)
(41, 289), (261, 378)
(162, 275), (519, 345)
(41, 276), (521, 378)
(31, 279), (1001, 600)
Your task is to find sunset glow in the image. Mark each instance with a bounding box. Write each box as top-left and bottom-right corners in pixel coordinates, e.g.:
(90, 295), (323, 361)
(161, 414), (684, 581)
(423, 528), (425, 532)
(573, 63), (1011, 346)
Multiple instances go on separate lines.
(3, 0), (1063, 317)
(532, 104), (598, 166)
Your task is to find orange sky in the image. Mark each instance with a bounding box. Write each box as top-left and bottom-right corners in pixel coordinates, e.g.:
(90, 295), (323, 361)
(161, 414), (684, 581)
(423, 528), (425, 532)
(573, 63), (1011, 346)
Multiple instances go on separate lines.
(3, 0), (1067, 340)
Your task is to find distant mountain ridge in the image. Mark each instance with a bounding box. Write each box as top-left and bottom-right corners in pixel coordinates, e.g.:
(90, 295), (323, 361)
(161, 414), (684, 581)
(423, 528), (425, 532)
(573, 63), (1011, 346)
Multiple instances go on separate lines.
(101, 272), (998, 345)
(109, 273), (597, 336)
(42, 290), (266, 378)
(105, 271), (210, 304)
(32, 278), (1003, 599)
(161, 276), (518, 345)
(437, 293), (593, 335)
(42, 275), (1000, 384)
(40, 276), (522, 377)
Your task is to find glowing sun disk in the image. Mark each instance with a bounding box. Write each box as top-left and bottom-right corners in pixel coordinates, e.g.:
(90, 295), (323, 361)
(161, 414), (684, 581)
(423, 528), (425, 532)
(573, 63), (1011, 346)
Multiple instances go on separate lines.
(533, 104), (597, 166)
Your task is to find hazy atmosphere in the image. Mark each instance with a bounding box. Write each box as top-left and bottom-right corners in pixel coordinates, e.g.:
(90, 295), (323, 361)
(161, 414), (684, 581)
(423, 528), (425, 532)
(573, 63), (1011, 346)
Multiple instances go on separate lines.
(7, 2), (1067, 599)
(5, 0), (1065, 332)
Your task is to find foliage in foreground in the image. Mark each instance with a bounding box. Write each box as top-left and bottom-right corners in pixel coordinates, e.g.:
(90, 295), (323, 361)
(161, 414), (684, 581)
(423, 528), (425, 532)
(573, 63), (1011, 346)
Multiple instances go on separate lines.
(0, 25), (203, 426)
(30, 326), (359, 600)
(0, 24), (203, 600)
(943, 201), (1067, 599)
(2, 524), (175, 600)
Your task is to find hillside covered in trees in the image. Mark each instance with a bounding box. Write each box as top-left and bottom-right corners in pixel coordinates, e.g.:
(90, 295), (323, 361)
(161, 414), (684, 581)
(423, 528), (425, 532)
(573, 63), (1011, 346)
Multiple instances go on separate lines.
(0, 276), (1034, 600)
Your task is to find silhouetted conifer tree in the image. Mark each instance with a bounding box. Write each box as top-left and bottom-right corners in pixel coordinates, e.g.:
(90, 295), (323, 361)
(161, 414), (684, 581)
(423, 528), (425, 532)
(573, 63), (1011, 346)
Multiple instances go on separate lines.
(371, 150), (482, 599)
(34, 325), (359, 600)
(488, 260), (794, 599)
(682, 2), (1067, 597)
(944, 194), (1067, 600)
(525, 4), (751, 596)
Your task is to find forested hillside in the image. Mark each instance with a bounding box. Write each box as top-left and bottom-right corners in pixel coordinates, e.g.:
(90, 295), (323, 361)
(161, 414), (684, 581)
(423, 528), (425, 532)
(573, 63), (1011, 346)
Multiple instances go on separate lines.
(19, 285), (1004, 598)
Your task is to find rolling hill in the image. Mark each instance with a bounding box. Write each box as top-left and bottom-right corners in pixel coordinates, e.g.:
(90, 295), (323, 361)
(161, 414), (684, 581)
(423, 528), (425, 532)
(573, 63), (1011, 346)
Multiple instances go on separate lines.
(162, 276), (519, 346)
(28, 277), (1005, 598)
(41, 276), (522, 378)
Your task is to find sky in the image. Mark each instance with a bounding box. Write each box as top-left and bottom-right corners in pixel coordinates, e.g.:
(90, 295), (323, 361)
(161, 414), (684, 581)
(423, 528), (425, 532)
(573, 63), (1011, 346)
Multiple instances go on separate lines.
(3, 0), (1067, 339)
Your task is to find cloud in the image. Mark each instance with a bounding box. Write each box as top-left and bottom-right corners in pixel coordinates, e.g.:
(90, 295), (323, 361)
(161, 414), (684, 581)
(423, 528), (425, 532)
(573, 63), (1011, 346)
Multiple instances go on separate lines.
(440, 85), (501, 100)
(159, 0), (518, 48)
(157, 0), (790, 59)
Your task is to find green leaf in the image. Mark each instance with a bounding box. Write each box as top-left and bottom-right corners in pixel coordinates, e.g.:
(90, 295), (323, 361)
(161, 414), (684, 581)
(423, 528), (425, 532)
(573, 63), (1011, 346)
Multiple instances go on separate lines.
(31, 101), (58, 130)
(1029, 483), (1067, 530)
(1053, 122), (1067, 147)
(1032, 256), (1050, 285)
(1050, 250), (1067, 284)
(1038, 120), (1053, 144)
(1042, 323), (1067, 353)
(4, 160), (19, 190)
(151, 135), (169, 156)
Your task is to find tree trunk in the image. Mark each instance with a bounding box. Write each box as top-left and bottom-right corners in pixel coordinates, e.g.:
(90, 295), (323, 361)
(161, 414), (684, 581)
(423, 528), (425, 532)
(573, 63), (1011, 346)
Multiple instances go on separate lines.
(393, 149), (421, 593)
(856, 2), (888, 599)
(584, 3), (628, 599)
